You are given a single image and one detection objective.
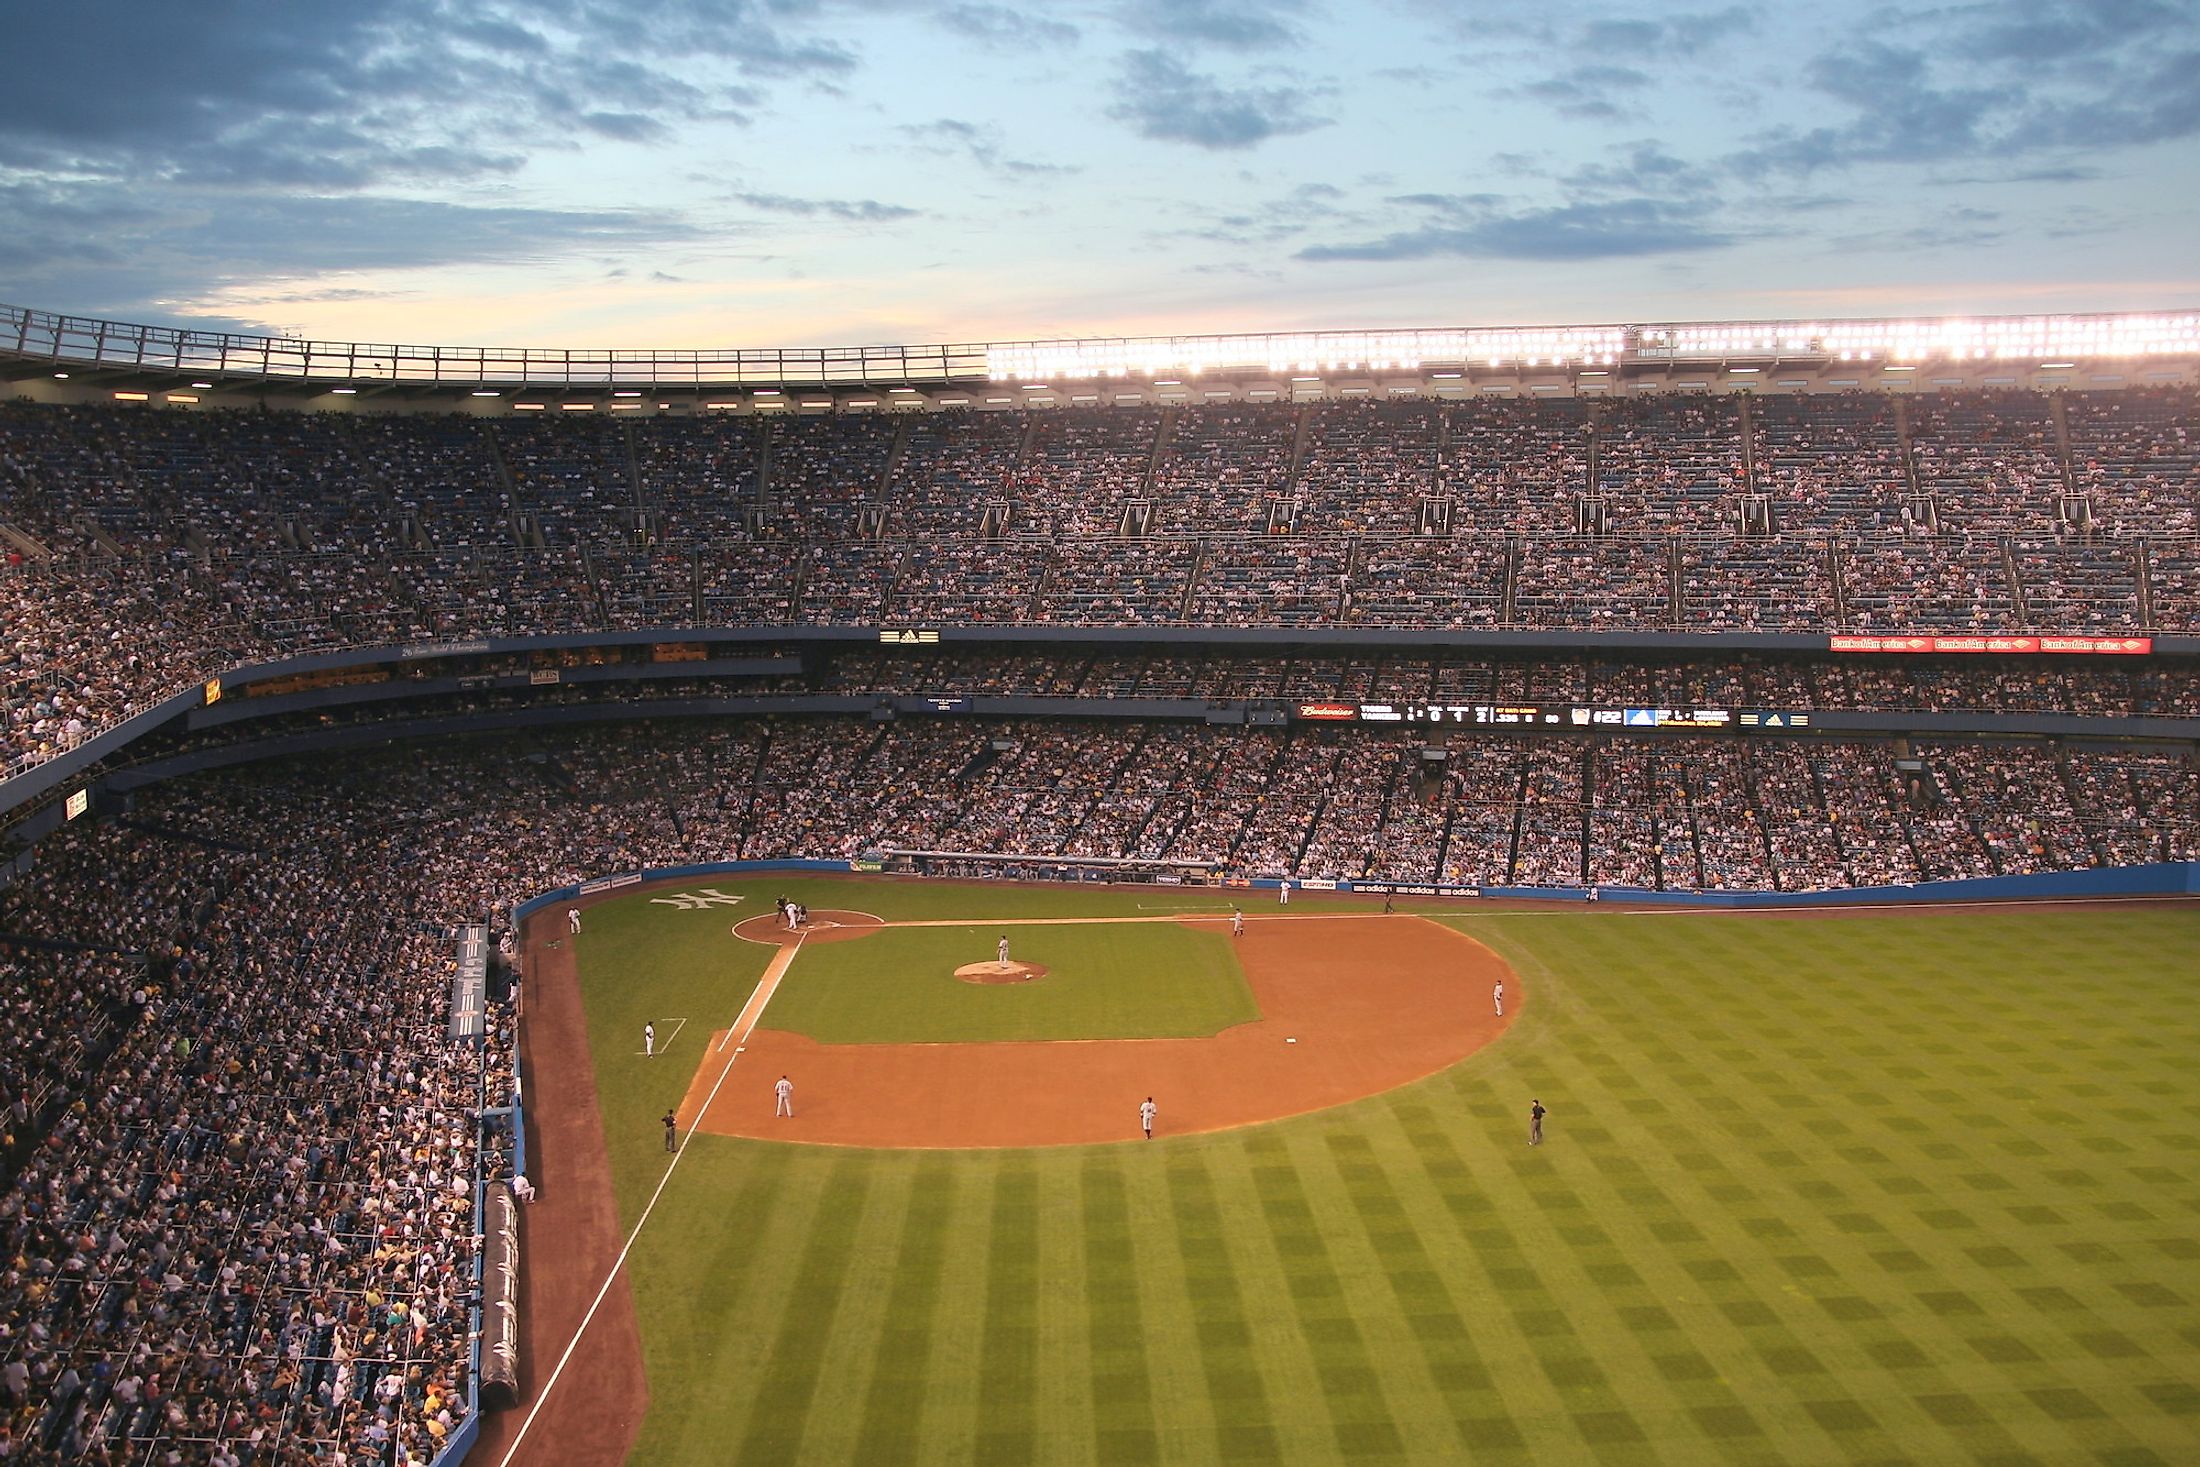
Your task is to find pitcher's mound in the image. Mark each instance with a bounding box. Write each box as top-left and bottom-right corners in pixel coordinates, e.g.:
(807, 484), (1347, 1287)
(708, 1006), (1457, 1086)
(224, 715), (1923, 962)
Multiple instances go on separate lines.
(955, 960), (1048, 985)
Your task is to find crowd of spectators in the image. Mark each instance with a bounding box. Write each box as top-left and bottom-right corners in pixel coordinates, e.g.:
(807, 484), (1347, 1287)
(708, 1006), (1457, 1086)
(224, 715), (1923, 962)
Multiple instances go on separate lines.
(2, 390), (2196, 782)
(0, 774), (517, 1465)
(0, 703), (2193, 1456)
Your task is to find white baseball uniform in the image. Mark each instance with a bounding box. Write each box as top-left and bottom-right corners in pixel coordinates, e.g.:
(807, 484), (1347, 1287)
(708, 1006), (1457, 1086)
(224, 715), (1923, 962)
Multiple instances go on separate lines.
(775, 1076), (794, 1117)
(1492, 982), (1503, 1017)
(998, 937), (1011, 965)
(644, 1023), (655, 1057)
(1139, 1099), (1157, 1138)
(568, 908), (581, 934)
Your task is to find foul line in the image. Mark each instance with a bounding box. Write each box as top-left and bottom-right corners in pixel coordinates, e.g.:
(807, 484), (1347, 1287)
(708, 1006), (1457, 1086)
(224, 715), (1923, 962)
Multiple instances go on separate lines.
(495, 935), (805, 1467)
(636, 1016), (688, 1055)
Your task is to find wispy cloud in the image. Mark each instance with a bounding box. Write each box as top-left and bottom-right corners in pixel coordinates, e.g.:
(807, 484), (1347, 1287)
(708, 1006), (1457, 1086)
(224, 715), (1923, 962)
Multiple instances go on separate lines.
(898, 118), (1077, 179)
(733, 191), (920, 222)
(1107, 50), (1330, 149)
(1115, 0), (1310, 52)
(1300, 195), (1739, 263)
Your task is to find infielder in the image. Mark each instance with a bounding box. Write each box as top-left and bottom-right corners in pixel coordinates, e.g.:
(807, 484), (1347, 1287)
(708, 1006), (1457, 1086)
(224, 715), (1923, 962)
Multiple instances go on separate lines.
(1230, 907), (1244, 937)
(644, 1022), (655, 1057)
(1140, 1096), (1157, 1140)
(1278, 883), (1290, 906)
(775, 1075), (794, 1117)
(568, 907), (581, 935)
(997, 935), (1011, 967)
(1492, 981), (1503, 1017)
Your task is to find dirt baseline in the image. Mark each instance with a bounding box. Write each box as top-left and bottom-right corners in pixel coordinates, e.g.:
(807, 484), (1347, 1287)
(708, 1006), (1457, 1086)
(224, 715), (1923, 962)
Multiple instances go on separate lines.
(682, 914), (1514, 1148)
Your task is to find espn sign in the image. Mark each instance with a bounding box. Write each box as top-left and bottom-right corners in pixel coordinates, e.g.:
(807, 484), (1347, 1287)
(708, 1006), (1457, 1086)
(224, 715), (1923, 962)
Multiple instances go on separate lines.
(1829, 634), (2152, 655)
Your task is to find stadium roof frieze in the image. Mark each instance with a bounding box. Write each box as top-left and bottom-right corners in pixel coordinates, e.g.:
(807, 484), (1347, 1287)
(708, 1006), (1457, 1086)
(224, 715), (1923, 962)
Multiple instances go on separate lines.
(3, 301), (2196, 403)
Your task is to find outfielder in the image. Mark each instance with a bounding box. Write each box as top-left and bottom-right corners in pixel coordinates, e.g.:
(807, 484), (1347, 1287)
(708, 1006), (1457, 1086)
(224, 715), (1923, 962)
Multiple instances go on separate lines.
(1492, 981), (1503, 1017)
(568, 907), (581, 935)
(775, 1075), (794, 1117)
(1140, 1096), (1157, 1140)
(1230, 907), (1244, 937)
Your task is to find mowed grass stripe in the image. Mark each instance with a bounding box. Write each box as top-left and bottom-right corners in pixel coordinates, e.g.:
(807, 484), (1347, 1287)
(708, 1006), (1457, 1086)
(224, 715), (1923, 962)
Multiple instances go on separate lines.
(622, 1141), (797, 1464)
(1115, 1152), (1221, 1465)
(1245, 1128), (1434, 1460)
(731, 1155), (876, 1463)
(846, 1156), (957, 1467)
(975, 1160), (1043, 1464)
(1081, 1157), (1160, 1465)
(590, 896), (2200, 1466)
(1455, 908), (2200, 1464)
(1164, 1153), (1298, 1462)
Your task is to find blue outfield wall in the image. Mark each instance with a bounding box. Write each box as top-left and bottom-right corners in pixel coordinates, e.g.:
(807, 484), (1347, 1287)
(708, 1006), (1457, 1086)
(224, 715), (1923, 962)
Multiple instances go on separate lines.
(513, 857), (2195, 922)
(513, 859), (852, 923)
(1334, 861), (2199, 907)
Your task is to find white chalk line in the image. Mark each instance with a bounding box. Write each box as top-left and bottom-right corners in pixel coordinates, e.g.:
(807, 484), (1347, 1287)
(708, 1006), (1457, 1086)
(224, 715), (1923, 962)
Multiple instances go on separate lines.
(495, 936), (803, 1467)
(634, 1016), (688, 1055)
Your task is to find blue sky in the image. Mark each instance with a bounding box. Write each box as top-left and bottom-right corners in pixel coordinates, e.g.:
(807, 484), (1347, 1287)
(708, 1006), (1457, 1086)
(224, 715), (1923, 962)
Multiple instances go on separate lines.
(2, 0), (2196, 348)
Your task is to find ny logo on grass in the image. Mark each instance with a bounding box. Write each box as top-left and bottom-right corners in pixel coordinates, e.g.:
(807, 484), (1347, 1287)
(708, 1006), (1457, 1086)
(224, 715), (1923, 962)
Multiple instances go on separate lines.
(648, 888), (747, 910)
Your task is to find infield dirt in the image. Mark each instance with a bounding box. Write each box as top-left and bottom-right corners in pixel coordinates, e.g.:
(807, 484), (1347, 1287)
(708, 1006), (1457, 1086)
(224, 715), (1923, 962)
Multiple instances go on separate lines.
(681, 912), (1514, 1148)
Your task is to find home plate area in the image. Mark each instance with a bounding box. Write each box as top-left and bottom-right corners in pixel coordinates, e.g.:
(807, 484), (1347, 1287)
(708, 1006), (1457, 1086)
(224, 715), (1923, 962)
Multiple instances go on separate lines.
(729, 909), (886, 945)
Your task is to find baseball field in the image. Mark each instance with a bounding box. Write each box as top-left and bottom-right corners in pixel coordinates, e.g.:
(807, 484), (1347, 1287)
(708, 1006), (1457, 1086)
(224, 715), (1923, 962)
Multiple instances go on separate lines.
(491, 879), (2200, 1467)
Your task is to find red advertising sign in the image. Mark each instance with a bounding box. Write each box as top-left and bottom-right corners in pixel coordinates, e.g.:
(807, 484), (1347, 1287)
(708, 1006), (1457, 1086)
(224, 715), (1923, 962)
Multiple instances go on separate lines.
(1828, 634), (2152, 655)
(1295, 702), (1361, 721)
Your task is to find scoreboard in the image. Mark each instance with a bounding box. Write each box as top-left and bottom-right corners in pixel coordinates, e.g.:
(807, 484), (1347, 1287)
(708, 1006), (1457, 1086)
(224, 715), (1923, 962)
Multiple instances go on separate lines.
(1295, 702), (1809, 731)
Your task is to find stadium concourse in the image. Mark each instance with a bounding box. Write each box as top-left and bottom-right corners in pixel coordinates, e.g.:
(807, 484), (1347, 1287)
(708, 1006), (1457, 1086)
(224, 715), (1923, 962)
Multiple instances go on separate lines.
(0, 376), (2195, 1465)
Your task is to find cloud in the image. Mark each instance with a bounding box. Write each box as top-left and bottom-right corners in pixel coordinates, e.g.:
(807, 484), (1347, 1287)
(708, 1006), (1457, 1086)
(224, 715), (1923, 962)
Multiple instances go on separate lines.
(935, 4), (1080, 51)
(1728, 4), (2200, 177)
(1106, 50), (1330, 149)
(1576, 7), (1757, 56)
(1179, 182), (1359, 246)
(1116, 0), (1309, 52)
(0, 179), (700, 329)
(0, 2), (845, 194)
(1518, 65), (1652, 121)
(898, 118), (1077, 179)
(733, 191), (920, 222)
(1299, 197), (1737, 263)
(1830, 207), (2006, 253)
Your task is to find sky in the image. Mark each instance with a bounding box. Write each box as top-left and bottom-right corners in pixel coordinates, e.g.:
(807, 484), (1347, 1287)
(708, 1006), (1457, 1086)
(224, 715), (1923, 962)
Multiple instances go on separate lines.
(2, 0), (2197, 350)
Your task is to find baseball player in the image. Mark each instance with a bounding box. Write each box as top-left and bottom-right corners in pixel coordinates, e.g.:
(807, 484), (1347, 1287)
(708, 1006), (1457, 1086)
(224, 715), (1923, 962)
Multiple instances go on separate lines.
(644, 1022), (655, 1058)
(1140, 1096), (1157, 1140)
(1529, 1098), (1547, 1146)
(568, 907), (581, 935)
(1230, 907), (1244, 937)
(662, 1110), (677, 1153)
(1492, 981), (1503, 1017)
(1278, 882), (1290, 906)
(997, 934), (1011, 967)
(775, 1075), (794, 1117)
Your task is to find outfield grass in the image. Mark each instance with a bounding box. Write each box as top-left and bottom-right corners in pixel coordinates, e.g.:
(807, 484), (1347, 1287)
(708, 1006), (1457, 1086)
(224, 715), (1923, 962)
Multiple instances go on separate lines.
(763, 922), (1259, 1044)
(575, 895), (2200, 1465)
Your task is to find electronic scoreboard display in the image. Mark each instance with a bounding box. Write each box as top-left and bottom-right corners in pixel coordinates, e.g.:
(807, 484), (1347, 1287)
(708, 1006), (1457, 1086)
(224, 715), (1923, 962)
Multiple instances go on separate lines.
(1295, 702), (1809, 731)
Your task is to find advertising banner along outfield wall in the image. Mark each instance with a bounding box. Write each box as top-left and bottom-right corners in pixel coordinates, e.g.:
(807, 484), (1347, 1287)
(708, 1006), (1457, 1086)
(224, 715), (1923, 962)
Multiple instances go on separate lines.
(517, 859), (2197, 921)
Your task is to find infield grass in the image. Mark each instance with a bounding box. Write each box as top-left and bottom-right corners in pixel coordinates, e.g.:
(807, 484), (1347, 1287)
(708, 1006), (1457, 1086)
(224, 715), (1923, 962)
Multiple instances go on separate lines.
(763, 921), (1260, 1043)
(574, 892), (2200, 1466)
